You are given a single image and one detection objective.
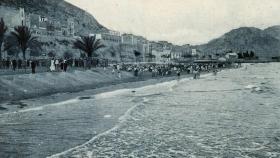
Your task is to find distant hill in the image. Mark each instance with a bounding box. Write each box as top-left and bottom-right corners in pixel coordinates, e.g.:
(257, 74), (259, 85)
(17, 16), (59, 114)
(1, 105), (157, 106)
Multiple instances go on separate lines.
(263, 25), (280, 40)
(197, 27), (280, 59)
(0, 0), (108, 35)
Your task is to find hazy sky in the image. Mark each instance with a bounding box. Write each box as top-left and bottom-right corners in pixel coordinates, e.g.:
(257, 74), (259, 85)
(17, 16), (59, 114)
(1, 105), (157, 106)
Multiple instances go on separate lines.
(66, 0), (280, 45)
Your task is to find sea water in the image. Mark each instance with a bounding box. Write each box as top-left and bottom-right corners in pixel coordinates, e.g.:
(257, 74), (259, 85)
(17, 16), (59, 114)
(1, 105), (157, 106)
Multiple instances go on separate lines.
(49, 63), (280, 158)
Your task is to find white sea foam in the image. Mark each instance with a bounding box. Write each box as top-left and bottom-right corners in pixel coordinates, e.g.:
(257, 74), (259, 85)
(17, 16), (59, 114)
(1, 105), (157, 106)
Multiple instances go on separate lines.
(47, 73), (218, 157)
(104, 115), (112, 118)
(94, 89), (130, 99)
(48, 100), (145, 158)
(245, 85), (258, 89)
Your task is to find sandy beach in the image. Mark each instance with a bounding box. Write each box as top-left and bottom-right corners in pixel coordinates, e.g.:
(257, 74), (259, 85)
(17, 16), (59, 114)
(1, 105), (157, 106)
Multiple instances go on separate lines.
(0, 68), (195, 158)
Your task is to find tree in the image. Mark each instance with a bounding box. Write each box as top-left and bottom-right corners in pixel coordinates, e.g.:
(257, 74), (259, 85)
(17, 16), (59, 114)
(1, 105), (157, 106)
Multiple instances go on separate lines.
(73, 35), (105, 58)
(243, 51), (249, 58)
(9, 26), (38, 60)
(108, 46), (116, 58)
(30, 49), (41, 57)
(4, 34), (20, 57)
(237, 53), (243, 59)
(63, 51), (73, 59)
(134, 50), (141, 62)
(47, 51), (56, 58)
(249, 51), (255, 58)
(0, 18), (8, 60)
(80, 53), (86, 59)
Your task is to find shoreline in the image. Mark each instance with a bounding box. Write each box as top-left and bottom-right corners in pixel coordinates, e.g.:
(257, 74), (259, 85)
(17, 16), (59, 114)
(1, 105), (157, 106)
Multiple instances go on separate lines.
(0, 69), (195, 115)
(0, 67), (235, 158)
(0, 70), (201, 158)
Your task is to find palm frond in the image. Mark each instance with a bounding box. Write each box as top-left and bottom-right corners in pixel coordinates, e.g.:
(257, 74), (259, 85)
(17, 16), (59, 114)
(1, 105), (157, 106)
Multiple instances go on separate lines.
(10, 26), (38, 59)
(73, 35), (106, 58)
(0, 18), (8, 38)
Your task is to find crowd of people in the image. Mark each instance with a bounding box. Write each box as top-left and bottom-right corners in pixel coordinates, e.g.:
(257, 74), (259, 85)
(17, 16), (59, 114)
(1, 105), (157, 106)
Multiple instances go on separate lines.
(0, 57), (236, 80)
(0, 59), (39, 74)
(0, 58), (109, 74)
(111, 62), (229, 80)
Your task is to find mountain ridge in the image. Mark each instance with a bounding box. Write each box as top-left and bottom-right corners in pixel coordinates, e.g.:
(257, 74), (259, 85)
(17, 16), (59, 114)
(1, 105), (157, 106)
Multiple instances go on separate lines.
(196, 26), (280, 59)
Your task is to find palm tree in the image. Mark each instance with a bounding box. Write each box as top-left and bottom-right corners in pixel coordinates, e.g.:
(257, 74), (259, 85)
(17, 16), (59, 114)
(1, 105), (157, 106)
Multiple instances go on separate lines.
(73, 35), (105, 58)
(10, 26), (38, 60)
(0, 18), (8, 60)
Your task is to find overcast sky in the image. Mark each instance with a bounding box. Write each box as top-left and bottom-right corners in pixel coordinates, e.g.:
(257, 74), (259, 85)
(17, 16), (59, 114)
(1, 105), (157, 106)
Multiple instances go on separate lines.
(66, 0), (280, 45)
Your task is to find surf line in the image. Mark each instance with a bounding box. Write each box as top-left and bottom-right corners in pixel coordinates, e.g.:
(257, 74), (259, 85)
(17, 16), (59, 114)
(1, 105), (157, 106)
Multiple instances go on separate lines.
(47, 98), (147, 158)
(0, 98), (79, 116)
(184, 88), (243, 93)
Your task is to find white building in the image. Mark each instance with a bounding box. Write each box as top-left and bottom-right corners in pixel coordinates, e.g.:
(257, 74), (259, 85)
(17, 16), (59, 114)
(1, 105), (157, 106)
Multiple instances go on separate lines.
(191, 49), (197, 56)
(94, 31), (122, 46)
(67, 18), (75, 36)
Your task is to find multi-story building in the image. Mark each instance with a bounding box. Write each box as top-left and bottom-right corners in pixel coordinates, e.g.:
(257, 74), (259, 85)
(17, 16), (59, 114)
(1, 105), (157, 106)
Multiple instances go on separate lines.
(0, 6), (27, 29)
(119, 33), (151, 62)
(2, 7), (75, 37)
(67, 18), (75, 36)
(95, 30), (121, 46)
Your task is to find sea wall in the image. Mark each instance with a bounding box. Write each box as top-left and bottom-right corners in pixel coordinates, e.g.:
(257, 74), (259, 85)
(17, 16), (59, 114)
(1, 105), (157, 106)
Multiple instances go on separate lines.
(0, 68), (134, 102)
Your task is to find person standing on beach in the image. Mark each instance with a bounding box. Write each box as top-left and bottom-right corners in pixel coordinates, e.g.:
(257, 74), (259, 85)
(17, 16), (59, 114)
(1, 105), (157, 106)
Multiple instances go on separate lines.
(118, 70), (121, 79)
(17, 59), (22, 69)
(31, 60), (36, 74)
(12, 59), (17, 71)
(134, 67), (139, 77)
(63, 59), (68, 72)
(59, 59), (64, 71)
(112, 68), (115, 74)
(117, 64), (121, 79)
(193, 67), (199, 79)
(177, 68), (181, 78)
(50, 58), (55, 72)
(55, 59), (59, 71)
(6, 59), (10, 69)
(213, 69), (218, 76)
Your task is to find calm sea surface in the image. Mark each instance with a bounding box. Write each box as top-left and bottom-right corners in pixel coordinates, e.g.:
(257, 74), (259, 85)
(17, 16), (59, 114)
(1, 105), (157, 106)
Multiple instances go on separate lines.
(52, 63), (280, 158)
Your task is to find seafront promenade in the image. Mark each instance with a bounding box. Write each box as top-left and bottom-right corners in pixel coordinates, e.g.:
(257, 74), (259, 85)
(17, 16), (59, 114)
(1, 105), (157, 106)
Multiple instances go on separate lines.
(0, 60), (229, 104)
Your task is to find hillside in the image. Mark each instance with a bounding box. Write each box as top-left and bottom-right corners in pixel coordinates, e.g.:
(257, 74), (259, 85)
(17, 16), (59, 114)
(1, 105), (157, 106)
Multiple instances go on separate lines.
(197, 27), (280, 59)
(263, 25), (280, 40)
(0, 0), (108, 35)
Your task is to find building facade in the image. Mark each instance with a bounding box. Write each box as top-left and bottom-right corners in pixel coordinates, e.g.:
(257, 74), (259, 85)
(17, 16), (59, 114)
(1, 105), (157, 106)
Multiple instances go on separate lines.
(2, 7), (75, 37)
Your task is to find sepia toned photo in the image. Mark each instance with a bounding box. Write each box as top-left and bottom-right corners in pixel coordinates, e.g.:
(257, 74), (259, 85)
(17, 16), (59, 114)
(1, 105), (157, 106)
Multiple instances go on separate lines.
(0, 0), (279, 157)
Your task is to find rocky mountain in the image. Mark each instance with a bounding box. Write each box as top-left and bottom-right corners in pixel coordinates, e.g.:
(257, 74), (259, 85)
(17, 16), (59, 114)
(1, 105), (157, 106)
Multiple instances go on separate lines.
(0, 0), (108, 35)
(197, 27), (280, 59)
